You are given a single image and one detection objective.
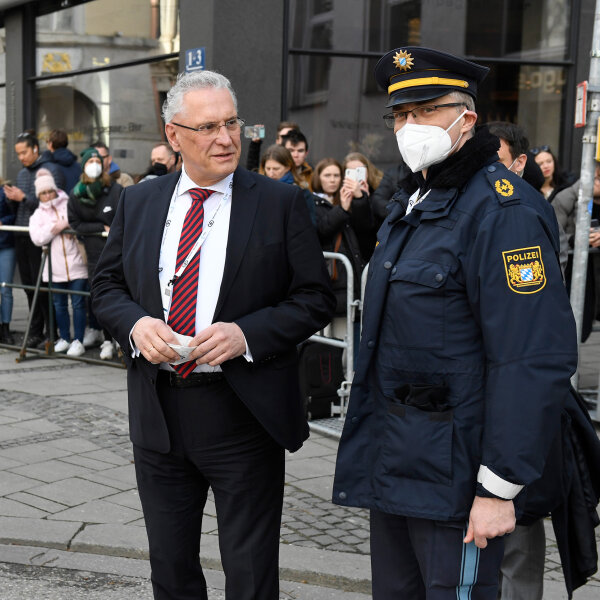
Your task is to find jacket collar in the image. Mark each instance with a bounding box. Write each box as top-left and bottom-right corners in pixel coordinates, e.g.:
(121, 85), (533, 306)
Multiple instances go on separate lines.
(213, 166), (259, 318)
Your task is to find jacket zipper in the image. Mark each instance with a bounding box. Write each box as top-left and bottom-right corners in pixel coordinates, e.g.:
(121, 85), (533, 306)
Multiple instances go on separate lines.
(51, 205), (71, 281)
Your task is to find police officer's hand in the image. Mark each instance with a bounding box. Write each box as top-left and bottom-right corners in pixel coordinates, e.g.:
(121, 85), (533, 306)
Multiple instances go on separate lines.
(463, 496), (515, 548)
(132, 316), (180, 364)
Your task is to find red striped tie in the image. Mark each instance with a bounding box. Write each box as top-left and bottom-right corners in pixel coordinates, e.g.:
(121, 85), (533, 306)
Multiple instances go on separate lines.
(168, 187), (212, 377)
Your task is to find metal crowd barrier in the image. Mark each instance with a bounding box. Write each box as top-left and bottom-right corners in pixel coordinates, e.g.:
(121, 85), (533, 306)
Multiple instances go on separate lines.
(0, 225), (123, 368)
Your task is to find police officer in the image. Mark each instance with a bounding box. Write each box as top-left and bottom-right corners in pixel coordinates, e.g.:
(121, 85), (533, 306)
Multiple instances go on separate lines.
(333, 47), (578, 599)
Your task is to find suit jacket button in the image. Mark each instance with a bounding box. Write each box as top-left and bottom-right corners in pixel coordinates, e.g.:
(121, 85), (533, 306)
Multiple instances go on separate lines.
(338, 491), (347, 500)
(383, 261), (392, 269)
(351, 416), (358, 424)
(391, 267), (397, 275)
(435, 273), (444, 282)
(367, 341), (375, 349)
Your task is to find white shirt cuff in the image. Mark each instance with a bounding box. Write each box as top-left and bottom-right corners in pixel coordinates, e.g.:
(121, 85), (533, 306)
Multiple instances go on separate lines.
(477, 465), (524, 500)
(129, 316), (152, 358)
(242, 332), (253, 362)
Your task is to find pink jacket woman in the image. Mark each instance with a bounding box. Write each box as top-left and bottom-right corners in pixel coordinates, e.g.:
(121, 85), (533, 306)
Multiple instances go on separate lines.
(29, 188), (87, 283)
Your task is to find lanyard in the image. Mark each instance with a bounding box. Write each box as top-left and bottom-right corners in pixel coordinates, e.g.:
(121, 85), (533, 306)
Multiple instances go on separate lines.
(162, 177), (232, 299)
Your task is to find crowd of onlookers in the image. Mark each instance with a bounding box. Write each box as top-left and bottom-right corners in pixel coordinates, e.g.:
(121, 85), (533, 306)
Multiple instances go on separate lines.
(0, 129), (180, 359)
(0, 119), (595, 362)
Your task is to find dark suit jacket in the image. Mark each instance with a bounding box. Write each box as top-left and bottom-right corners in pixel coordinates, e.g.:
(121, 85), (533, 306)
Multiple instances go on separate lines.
(91, 167), (335, 453)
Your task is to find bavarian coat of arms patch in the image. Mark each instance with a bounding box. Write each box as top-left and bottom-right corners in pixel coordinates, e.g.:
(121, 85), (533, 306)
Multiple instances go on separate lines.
(502, 246), (546, 294)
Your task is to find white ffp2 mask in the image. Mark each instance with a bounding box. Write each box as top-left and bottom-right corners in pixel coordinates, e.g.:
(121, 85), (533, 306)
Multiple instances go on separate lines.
(84, 163), (103, 180)
(396, 110), (467, 173)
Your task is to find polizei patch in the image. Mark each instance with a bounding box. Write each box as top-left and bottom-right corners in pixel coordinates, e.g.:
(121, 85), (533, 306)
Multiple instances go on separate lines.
(502, 246), (546, 294)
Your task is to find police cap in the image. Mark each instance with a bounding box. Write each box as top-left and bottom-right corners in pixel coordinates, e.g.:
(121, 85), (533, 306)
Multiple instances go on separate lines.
(375, 46), (489, 107)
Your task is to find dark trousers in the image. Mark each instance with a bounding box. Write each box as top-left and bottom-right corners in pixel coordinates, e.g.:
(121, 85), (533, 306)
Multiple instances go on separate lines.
(370, 509), (505, 599)
(133, 376), (284, 600)
(15, 235), (51, 338)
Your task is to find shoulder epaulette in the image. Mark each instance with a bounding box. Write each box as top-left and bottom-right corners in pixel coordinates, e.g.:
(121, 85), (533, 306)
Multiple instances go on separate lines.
(484, 164), (521, 205)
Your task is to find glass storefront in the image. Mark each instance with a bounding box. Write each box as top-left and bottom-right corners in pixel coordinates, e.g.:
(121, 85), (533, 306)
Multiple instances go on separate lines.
(286, 0), (573, 170)
(31, 0), (179, 180)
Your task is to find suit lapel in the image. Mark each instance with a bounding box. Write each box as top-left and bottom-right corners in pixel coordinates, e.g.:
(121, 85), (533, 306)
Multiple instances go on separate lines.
(144, 172), (180, 317)
(213, 167), (259, 319)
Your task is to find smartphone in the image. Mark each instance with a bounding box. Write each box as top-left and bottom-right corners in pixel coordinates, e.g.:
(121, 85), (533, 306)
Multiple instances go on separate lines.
(345, 166), (367, 182)
(244, 125), (265, 139)
(592, 218), (600, 231)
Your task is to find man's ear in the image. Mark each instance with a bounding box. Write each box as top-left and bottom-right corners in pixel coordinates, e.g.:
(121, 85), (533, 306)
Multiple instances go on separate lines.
(461, 111), (478, 134)
(515, 153), (528, 174)
(165, 124), (180, 152)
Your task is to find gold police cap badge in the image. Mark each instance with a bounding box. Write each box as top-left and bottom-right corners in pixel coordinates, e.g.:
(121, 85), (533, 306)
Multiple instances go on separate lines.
(495, 178), (514, 197)
(393, 50), (414, 72)
(502, 246), (546, 294)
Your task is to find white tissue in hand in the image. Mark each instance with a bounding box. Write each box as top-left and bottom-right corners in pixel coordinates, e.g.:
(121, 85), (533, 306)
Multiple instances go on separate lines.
(168, 332), (199, 365)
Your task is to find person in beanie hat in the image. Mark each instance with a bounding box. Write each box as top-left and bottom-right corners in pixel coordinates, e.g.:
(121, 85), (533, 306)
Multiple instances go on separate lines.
(68, 147), (122, 359)
(30, 169), (88, 356)
(333, 47), (577, 598)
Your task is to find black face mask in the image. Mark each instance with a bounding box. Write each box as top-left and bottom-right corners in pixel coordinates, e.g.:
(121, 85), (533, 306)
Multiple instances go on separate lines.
(149, 162), (169, 177)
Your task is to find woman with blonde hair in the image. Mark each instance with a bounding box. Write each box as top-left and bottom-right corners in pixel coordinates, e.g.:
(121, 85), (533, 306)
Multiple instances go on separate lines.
(342, 152), (382, 261)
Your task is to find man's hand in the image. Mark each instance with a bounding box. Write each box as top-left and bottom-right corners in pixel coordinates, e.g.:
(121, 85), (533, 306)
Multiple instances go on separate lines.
(132, 316), (180, 364)
(4, 185), (25, 202)
(189, 322), (246, 366)
(463, 496), (515, 548)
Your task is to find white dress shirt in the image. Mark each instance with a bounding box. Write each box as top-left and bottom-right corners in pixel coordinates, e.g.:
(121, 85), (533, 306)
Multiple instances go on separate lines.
(132, 165), (251, 372)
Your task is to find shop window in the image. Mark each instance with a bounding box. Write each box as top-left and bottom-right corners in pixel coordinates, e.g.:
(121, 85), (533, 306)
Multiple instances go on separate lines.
(289, 0), (334, 106)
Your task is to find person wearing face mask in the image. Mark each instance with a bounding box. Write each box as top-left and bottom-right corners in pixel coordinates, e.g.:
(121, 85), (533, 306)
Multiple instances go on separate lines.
(139, 142), (178, 183)
(68, 147), (122, 360)
(333, 47), (577, 599)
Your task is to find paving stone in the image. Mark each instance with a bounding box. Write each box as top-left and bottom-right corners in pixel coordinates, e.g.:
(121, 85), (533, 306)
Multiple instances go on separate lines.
(80, 449), (132, 466)
(48, 499), (142, 524)
(0, 516), (82, 549)
(10, 418), (63, 435)
(0, 424), (34, 442)
(60, 454), (119, 470)
(26, 477), (120, 507)
(44, 437), (102, 453)
(0, 470), (39, 495)
(6, 491), (69, 513)
(103, 489), (142, 511)
(286, 457), (336, 480)
(0, 497), (47, 518)
(0, 441), (71, 462)
(0, 455), (23, 470)
(7, 459), (90, 483)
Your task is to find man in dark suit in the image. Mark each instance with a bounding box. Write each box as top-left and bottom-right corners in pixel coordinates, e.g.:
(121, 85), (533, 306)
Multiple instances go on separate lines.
(91, 70), (334, 600)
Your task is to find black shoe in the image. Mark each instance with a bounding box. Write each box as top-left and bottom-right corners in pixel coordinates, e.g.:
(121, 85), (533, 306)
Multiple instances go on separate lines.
(26, 334), (45, 348)
(0, 323), (14, 345)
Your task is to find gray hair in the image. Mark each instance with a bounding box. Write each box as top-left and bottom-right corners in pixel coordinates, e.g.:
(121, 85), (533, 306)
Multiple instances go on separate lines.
(449, 90), (476, 113)
(162, 70), (238, 123)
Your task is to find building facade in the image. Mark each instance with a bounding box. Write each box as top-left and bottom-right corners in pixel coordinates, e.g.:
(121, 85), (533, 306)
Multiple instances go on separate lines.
(0, 0), (593, 182)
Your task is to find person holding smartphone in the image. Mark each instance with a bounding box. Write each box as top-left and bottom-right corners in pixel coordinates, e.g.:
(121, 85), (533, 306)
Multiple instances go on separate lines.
(342, 152), (383, 262)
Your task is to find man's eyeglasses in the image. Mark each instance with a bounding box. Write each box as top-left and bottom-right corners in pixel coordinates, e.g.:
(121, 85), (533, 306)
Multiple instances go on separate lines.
(171, 117), (245, 137)
(383, 103), (467, 129)
(530, 145), (550, 155)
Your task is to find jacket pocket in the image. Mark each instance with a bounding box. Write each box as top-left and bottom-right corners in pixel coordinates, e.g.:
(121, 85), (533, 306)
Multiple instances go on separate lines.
(380, 401), (453, 485)
(384, 258), (449, 349)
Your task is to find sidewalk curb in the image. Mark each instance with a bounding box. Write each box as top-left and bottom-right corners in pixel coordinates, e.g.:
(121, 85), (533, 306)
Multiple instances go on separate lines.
(0, 516), (371, 593)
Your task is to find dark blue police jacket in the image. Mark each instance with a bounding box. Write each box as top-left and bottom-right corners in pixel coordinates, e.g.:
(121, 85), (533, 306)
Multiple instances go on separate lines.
(333, 156), (578, 522)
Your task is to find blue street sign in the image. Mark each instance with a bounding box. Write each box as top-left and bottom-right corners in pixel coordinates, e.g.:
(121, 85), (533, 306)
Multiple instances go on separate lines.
(185, 47), (205, 73)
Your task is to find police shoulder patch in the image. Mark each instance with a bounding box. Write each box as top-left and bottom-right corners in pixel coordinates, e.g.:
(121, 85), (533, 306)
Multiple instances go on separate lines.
(494, 178), (514, 197)
(502, 246), (546, 294)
